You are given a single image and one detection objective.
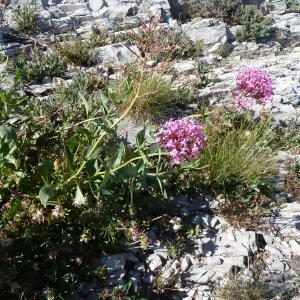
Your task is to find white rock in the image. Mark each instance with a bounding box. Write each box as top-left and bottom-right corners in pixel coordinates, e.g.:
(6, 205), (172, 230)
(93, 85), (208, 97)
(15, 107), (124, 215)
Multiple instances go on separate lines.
(223, 256), (245, 268)
(202, 256), (223, 266)
(183, 18), (228, 45)
(193, 214), (220, 228)
(172, 60), (196, 75)
(273, 240), (293, 259)
(184, 267), (215, 284)
(146, 254), (163, 272)
(160, 260), (180, 286)
(234, 231), (258, 254)
(89, 43), (140, 65)
(211, 263), (233, 279)
(146, 60), (157, 67)
(265, 245), (284, 258)
(88, 0), (106, 12)
(263, 0), (287, 15)
(269, 202), (300, 238)
(180, 256), (191, 272)
(151, 242), (169, 259)
(262, 233), (274, 245)
(289, 239), (300, 256)
(265, 257), (286, 272)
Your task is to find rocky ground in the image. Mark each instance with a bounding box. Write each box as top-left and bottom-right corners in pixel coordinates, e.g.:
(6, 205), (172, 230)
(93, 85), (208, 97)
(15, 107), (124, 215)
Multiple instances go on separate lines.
(1, 0), (300, 299)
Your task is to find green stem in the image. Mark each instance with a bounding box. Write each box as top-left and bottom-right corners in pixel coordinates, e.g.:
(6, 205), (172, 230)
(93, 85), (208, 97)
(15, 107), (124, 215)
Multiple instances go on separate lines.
(62, 61), (147, 187)
(185, 110), (216, 120)
(95, 152), (168, 176)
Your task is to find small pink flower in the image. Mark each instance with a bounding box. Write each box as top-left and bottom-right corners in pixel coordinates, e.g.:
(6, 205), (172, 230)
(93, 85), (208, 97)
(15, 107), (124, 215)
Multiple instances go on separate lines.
(156, 119), (207, 165)
(234, 67), (273, 110)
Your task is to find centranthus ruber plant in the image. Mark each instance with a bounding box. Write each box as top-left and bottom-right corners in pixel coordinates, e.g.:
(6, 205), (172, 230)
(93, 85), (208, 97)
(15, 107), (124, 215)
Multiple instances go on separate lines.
(156, 119), (207, 165)
(234, 67), (274, 110)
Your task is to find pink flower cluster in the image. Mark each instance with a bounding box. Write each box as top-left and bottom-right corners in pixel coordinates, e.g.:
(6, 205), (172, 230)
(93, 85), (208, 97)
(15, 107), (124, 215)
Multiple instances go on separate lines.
(234, 67), (274, 110)
(156, 119), (207, 165)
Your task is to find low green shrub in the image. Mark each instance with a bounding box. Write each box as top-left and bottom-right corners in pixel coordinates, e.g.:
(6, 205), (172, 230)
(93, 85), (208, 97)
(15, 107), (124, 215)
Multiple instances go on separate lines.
(192, 0), (240, 19)
(291, 157), (300, 175)
(215, 44), (231, 58)
(12, 49), (67, 83)
(234, 5), (273, 42)
(286, 0), (300, 13)
(154, 29), (204, 61)
(55, 36), (91, 67)
(12, 5), (37, 32)
(53, 72), (107, 122)
(127, 16), (203, 62)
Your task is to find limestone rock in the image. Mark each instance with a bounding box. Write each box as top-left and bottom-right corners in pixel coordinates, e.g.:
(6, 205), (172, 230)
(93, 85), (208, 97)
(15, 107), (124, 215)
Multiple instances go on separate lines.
(146, 254), (163, 272)
(182, 18), (228, 45)
(88, 0), (106, 12)
(160, 260), (180, 286)
(172, 60), (196, 75)
(89, 43), (140, 65)
(183, 266), (215, 284)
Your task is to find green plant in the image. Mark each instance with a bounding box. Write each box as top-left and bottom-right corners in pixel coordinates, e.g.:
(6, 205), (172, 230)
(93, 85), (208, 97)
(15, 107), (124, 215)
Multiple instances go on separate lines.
(53, 72), (106, 122)
(55, 35), (91, 67)
(284, 156), (300, 202)
(217, 276), (269, 300)
(12, 4), (37, 32)
(127, 15), (203, 62)
(12, 49), (67, 83)
(291, 157), (300, 175)
(55, 33), (121, 66)
(286, 0), (300, 13)
(0, 50), (7, 63)
(154, 29), (204, 61)
(110, 73), (194, 122)
(104, 283), (147, 300)
(234, 6), (272, 42)
(194, 112), (281, 190)
(193, 0), (240, 19)
(216, 44), (230, 58)
(0, 56), (197, 297)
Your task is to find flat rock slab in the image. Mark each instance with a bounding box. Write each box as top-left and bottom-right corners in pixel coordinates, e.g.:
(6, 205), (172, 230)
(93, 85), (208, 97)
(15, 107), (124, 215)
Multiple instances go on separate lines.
(89, 43), (140, 65)
(182, 18), (228, 45)
(269, 202), (300, 238)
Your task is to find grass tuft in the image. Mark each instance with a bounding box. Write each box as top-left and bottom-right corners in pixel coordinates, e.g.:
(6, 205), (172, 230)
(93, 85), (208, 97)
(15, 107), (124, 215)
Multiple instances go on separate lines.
(196, 112), (278, 188)
(12, 5), (37, 32)
(55, 33), (123, 66)
(110, 72), (196, 123)
(217, 276), (269, 300)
